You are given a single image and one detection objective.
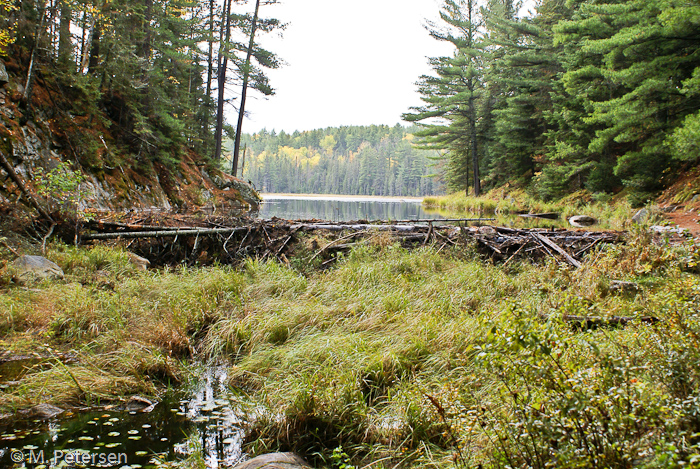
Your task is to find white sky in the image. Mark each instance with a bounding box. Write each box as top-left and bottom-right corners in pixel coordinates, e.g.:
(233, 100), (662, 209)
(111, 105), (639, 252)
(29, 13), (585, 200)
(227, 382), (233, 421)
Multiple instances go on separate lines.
(234, 0), (454, 134)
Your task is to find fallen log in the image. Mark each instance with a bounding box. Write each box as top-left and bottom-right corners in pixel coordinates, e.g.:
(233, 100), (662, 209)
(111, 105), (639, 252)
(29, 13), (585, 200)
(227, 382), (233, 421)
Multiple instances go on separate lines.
(518, 212), (560, 220)
(541, 313), (661, 330)
(292, 223), (425, 232)
(82, 227), (249, 240)
(85, 220), (198, 232)
(387, 218), (496, 223)
(531, 232), (582, 268)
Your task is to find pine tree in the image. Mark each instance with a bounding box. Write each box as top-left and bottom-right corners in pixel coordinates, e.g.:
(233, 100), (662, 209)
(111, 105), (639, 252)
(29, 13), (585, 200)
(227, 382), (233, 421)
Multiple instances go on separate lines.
(555, 0), (700, 194)
(404, 0), (485, 196)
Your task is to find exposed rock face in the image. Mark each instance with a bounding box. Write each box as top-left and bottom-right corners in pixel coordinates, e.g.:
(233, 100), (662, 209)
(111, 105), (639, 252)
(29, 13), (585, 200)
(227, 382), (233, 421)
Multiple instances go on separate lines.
(0, 93), (259, 215)
(11, 255), (64, 282)
(232, 453), (311, 469)
(211, 172), (262, 211)
(0, 60), (8, 85)
(568, 215), (597, 227)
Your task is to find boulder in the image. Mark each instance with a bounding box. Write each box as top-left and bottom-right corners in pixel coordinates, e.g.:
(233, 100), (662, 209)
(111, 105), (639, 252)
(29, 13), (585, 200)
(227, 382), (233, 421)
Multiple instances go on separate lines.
(127, 252), (150, 271)
(568, 215), (597, 228)
(0, 60), (8, 85)
(233, 453), (311, 469)
(632, 208), (649, 224)
(11, 255), (64, 282)
(28, 404), (64, 419)
(124, 395), (157, 412)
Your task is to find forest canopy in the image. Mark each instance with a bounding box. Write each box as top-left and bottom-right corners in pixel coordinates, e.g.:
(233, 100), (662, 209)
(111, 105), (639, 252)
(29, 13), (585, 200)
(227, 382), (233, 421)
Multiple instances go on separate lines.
(405, 0), (700, 204)
(2, 0), (280, 171)
(235, 125), (444, 196)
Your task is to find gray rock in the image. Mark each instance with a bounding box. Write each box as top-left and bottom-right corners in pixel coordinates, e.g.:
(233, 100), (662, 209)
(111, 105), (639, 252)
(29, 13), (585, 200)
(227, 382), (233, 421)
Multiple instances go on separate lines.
(477, 226), (497, 235)
(233, 453), (311, 469)
(12, 255), (64, 282)
(124, 395), (157, 412)
(29, 404), (64, 419)
(127, 252), (150, 271)
(211, 173), (261, 211)
(0, 60), (8, 85)
(650, 225), (687, 235)
(610, 280), (640, 294)
(632, 208), (649, 224)
(568, 215), (597, 228)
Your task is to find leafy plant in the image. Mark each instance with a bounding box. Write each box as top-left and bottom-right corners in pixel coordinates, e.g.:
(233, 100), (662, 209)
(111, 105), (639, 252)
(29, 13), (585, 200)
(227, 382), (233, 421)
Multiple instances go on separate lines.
(34, 162), (87, 217)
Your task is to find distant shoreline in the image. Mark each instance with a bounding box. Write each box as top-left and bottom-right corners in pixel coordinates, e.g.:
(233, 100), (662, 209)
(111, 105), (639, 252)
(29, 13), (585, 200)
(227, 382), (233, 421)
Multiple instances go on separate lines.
(260, 193), (425, 203)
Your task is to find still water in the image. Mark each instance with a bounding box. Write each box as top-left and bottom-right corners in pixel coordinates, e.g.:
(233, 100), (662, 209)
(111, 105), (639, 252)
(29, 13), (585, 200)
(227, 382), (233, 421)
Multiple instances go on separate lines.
(258, 194), (445, 222)
(0, 362), (245, 468)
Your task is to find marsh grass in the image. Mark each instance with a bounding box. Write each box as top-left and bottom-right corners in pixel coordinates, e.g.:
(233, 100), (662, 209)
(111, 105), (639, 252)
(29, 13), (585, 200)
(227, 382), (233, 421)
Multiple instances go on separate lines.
(1, 234), (699, 467)
(0, 244), (245, 411)
(212, 236), (700, 467)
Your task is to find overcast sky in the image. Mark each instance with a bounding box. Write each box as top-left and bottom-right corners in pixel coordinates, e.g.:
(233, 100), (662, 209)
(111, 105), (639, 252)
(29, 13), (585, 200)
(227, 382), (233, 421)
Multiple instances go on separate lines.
(235, 0), (455, 134)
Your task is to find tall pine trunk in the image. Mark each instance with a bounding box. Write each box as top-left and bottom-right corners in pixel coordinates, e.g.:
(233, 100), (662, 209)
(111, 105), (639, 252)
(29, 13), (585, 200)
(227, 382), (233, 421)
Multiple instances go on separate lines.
(23, 0), (46, 106)
(467, 0), (480, 197)
(58, 0), (71, 67)
(231, 0), (261, 177)
(202, 0), (215, 152)
(214, 0), (232, 162)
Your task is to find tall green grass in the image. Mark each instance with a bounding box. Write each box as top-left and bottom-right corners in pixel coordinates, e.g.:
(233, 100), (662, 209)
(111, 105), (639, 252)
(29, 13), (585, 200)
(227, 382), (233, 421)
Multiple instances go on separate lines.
(1, 236), (698, 467)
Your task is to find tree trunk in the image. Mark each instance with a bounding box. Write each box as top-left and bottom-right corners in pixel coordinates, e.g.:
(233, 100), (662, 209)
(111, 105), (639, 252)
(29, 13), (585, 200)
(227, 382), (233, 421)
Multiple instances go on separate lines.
(232, 0), (261, 177)
(58, 0), (72, 67)
(467, 0), (480, 197)
(23, 1), (47, 105)
(214, 0), (232, 162)
(87, 20), (101, 74)
(202, 0), (215, 151)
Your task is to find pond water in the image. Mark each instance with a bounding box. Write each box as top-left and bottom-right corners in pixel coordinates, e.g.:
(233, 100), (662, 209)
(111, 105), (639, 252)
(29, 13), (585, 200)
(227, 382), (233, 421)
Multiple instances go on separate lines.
(0, 363), (246, 469)
(258, 194), (446, 222)
(256, 195), (574, 230)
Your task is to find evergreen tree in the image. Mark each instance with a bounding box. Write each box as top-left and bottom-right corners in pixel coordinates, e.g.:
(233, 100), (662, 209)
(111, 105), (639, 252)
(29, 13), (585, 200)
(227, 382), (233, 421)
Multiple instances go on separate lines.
(404, 0), (485, 196)
(555, 0), (700, 194)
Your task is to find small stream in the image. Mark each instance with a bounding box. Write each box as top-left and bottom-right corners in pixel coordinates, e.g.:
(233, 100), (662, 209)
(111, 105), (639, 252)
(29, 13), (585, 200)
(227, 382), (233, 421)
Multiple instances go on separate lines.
(0, 360), (247, 468)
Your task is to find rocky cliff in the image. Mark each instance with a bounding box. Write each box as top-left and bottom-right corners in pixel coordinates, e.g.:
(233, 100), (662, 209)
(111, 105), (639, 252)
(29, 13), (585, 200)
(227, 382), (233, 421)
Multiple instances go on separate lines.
(0, 57), (259, 219)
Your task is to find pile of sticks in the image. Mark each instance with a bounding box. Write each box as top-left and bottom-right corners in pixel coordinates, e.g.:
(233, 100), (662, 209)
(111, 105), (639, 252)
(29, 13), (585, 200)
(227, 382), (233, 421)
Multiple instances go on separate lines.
(79, 215), (622, 268)
(473, 226), (622, 268)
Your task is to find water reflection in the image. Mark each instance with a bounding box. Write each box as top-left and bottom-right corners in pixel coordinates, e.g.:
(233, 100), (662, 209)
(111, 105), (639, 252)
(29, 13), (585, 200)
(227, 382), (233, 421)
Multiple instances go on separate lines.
(259, 195), (445, 222)
(0, 365), (246, 469)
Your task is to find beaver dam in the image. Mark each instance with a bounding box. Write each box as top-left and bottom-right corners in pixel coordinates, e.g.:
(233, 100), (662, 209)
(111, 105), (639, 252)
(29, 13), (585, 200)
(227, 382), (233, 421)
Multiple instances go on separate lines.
(79, 213), (623, 269)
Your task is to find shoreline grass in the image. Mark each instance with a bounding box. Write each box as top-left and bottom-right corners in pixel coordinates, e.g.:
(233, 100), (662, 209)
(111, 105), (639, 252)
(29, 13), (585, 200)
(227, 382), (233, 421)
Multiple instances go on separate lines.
(423, 188), (639, 231)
